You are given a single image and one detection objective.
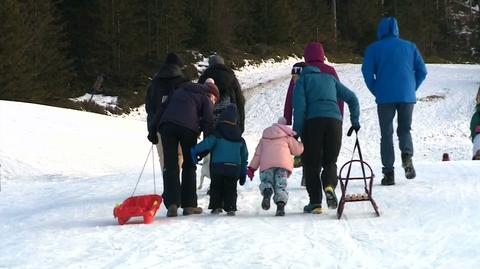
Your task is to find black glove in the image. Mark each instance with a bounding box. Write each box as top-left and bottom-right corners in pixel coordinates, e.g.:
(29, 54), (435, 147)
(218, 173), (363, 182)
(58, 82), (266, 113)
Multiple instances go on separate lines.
(347, 126), (360, 137)
(147, 132), (158, 144)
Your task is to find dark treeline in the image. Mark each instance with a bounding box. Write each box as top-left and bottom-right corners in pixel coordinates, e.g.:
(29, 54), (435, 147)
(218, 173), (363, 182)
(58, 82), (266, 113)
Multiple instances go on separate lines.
(1, 0), (479, 109)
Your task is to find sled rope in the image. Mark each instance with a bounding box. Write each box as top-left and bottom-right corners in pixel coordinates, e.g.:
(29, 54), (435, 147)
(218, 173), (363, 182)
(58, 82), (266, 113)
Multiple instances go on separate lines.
(131, 145), (157, 197)
(151, 144), (157, 194)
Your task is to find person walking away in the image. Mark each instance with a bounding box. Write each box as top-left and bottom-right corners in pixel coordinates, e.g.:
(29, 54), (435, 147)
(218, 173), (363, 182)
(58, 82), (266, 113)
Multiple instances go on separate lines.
(198, 55), (246, 132)
(362, 17), (427, 185)
(283, 63), (307, 187)
(145, 53), (189, 170)
(293, 61), (360, 214)
(158, 81), (219, 217)
(190, 105), (248, 216)
(470, 93), (480, 160)
(247, 117), (304, 216)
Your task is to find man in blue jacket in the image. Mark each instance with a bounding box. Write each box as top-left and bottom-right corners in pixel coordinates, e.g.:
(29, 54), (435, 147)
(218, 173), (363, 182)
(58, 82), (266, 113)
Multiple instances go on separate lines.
(362, 17), (427, 186)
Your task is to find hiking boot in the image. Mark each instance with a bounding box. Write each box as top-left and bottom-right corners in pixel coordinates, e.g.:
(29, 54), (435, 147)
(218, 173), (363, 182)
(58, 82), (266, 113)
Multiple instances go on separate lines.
(183, 206), (203, 216)
(324, 186), (338, 209)
(275, 202), (285, 216)
(211, 208), (223, 215)
(474, 150), (480, 160)
(381, 171), (395, 186)
(402, 153), (416, 179)
(226, 211), (236, 216)
(303, 204), (323, 214)
(166, 204), (178, 217)
(261, 188), (273, 210)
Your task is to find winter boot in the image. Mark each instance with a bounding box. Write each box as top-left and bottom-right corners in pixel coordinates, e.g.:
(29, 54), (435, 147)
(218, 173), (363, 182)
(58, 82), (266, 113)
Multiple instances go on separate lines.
(226, 211), (236, 216)
(261, 188), (273, 210)
(303, 204), (323, 214)
(381, 171), (395, 186)
(474, 150), (480, 160)
(402, 153), (416, 179)
(324, 186), (338, 209)
(211, 208), (223, 215)
(167, 204), (178, 217)
(183, 206), (203, 216)
(275, 202), (285, 216)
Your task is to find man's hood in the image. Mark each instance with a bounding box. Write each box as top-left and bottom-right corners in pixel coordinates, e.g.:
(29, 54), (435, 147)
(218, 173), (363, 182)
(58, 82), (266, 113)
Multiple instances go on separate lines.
(377, 17), (400, 40)
(304, 42), (325, 64)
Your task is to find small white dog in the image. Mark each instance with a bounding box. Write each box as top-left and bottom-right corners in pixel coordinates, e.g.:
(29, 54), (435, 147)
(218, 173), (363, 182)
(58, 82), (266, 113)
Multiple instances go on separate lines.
(198, 154), (211, 190)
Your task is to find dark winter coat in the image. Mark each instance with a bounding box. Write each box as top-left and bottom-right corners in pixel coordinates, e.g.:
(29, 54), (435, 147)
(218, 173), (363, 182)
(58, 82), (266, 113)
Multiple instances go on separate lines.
(470, 104), (480, 141)
(361, 17), (427, 104)
(159, 82), (215, 135)
(145, 63), (189, 136)
(198, 64), (245, 132)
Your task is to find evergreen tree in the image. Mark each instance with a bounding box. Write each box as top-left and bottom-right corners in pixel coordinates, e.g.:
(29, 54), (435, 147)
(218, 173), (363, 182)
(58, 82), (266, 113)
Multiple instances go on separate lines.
(92, 0), (149, 91)
(0, 0), (74, 102)
(0, 0), (33, 101)
(338, 0), (382, 53)
(294, 0), (332, 45)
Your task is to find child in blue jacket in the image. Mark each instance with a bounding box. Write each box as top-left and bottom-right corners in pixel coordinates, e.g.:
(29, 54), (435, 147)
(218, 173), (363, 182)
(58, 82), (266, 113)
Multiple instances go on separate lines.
(190, 105), (248, 216)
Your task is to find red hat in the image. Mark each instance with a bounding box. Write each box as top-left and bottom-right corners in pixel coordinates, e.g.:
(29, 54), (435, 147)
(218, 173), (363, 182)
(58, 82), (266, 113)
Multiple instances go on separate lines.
(205, 78), (219, 100)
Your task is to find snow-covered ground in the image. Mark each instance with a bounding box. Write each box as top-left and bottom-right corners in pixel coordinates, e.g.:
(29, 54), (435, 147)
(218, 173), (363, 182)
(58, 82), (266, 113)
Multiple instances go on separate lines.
(1, 62), (480, 269)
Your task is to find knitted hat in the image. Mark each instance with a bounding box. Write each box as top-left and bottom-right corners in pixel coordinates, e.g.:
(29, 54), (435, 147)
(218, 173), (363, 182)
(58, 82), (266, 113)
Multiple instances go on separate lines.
(291, 62), (307, 75)
(205, 78), (220, 100)
(219, 105), (238, 125)
(208, 55), (225, 66)
(165, 53), (183, 67)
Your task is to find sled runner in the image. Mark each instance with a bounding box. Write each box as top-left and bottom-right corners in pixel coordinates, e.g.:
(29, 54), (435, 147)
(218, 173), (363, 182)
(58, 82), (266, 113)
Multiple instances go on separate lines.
(337, 127), (380, 219)
(114, 145), (163, 225)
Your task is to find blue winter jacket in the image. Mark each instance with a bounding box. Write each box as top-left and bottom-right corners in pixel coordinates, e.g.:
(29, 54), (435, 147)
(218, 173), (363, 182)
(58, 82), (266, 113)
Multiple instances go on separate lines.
(292, 66), (360, 137)
(192, 134), (248, 178)
(361, 17), (427, 104)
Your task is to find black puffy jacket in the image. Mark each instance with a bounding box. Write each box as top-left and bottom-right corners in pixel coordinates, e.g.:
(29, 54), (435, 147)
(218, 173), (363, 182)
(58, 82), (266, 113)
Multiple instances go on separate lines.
(198, 64), (245, 132)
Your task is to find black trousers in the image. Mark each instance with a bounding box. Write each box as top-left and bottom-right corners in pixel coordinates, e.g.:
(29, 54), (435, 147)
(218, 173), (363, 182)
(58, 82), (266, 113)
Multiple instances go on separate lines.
(160, 123), (198, 208)
(209, 174), (238, 212)
(301, 117), (342, 205)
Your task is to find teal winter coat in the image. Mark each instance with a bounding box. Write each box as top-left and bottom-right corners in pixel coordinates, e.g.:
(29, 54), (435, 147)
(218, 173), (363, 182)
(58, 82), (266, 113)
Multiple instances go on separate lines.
(292, 66), (360, 136)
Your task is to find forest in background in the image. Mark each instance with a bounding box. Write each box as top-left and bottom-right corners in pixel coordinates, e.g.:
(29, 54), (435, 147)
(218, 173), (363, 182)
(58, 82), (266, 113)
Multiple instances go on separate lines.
(0, 0), (479, 112)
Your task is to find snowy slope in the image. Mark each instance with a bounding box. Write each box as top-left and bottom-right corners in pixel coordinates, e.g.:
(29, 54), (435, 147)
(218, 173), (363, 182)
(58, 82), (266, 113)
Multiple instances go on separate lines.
(1, 63), (480, 269)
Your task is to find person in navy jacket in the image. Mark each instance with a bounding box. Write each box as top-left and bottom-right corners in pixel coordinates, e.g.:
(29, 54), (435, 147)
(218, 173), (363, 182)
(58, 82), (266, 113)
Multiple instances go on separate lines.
(362, 17), (427, 185)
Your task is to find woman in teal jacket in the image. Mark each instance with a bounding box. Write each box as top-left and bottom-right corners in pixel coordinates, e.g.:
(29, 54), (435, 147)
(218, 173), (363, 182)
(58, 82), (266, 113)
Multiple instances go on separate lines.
(293, 65), (360, 214)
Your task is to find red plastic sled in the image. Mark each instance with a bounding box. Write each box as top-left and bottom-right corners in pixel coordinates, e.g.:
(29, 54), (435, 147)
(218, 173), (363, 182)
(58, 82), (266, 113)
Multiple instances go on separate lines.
(113, 194), (163, 225)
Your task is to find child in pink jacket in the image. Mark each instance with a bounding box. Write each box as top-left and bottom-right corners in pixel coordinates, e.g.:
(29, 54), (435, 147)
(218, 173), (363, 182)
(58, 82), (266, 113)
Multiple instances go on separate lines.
(247, 117), (304, 216)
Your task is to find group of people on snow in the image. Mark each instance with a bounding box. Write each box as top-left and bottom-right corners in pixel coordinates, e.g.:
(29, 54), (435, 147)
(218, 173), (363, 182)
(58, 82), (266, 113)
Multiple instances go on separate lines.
(144, 16), (476, 218)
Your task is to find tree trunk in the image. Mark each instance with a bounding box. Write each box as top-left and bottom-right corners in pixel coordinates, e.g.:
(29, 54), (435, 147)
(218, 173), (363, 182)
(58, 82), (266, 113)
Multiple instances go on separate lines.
(332, 0), (337, 42)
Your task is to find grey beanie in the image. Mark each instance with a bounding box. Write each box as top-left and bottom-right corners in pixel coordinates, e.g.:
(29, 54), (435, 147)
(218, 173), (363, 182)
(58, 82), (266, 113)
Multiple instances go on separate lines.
(208, 55), (225, 66)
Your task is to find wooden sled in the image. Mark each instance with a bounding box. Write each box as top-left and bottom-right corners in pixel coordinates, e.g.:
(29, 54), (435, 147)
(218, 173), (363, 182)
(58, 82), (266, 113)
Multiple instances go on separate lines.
(337, 128), (380, 219)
